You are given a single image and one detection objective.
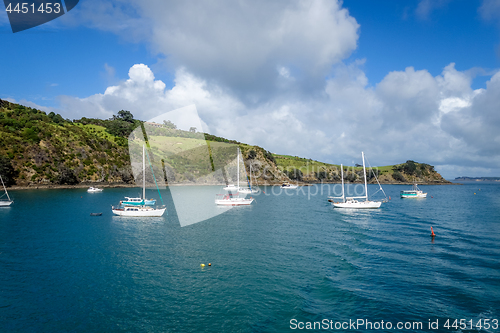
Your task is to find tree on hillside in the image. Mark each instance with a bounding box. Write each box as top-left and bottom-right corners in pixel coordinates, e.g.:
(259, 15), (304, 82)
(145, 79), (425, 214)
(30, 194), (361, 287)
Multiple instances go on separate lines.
(285, 168), (303, 180)
(247, 149), (257, 160)
(403, 160), (417, 175)
(58, 166), (78, 185)
(48, 111), (65, 124)
(263, 150), (276, 164)
(107, 120), (135, 138)
(316, 170), (328, 180)
(104, 110), (140, 138)
(116, 110), (134, 123)
(163, 120), (177, 129)
(392, 171), (406, 182)
(0, 155), (16, 186)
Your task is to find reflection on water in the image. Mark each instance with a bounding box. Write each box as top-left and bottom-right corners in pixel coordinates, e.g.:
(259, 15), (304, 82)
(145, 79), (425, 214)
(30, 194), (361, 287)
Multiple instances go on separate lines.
(0, 184), (499, 332)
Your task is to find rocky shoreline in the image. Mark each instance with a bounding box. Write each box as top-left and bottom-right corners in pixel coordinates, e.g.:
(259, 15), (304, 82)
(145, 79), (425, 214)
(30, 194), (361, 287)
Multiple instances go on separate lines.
(7, 180), (458, 190)
(8, 183), (139, 191)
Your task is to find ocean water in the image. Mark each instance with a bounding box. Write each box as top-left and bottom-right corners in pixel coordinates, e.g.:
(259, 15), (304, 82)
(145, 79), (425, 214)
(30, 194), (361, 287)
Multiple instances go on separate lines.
(0, 184), (499, 332)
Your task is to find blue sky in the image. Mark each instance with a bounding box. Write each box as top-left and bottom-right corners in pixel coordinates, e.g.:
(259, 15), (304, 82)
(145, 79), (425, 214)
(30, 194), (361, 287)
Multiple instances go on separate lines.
(345, 0), (499, 87)
(1, 0), (500, 179)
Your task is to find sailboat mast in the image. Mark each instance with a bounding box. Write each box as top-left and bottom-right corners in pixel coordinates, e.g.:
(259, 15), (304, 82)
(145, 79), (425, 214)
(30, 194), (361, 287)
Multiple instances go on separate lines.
(0, 175), (10, 201)
(143, 145), (146, 201)
(237, 147), (240, 189)
(341, 164), (345, 202)
(362, 151), (368, 201)
(247, 164), (252, 190)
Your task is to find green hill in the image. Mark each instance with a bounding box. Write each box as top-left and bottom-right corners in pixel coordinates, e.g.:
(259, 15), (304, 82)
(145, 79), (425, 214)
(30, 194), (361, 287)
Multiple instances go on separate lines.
(273, 154), (449, 184)
(0, 99), (449, 187)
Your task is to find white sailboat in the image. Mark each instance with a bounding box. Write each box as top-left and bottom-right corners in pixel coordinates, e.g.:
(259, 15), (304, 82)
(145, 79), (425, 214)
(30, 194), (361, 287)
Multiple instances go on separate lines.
(239, 164), (259, 194)
(329, 152), (386, 209)
(112, 145), (166, 217)
(222, 184), (239, 191)
(0, 174), (13, 207)
(237, 186), (258, 194)
(216, 147), (254, 205)
(223, 147), (242, 192)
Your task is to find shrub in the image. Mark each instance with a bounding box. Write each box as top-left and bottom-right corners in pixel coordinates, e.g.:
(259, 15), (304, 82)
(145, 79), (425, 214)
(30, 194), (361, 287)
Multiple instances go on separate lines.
(58, 166), (78, 185)
(0, 155), (16, 185)
(247, 149), (257, 160)
(286, 168), (303, 180)
(316, 170), (328, 180)
(392, 171), (406, 182)
(403, 160), (417, 175)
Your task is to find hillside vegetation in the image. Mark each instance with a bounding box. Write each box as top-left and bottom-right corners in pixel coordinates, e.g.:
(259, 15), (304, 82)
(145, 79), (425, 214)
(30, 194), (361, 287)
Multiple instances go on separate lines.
(272, 154), (449, 184)
(0, 99), (449, 187)
(0, 100), (134, 186)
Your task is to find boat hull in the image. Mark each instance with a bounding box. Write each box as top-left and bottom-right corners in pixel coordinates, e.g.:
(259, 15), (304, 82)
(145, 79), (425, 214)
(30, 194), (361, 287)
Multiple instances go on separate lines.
(0, 200), (13, 207)
(332, 200), (382, 209)
(215, 198), (254, 206)
(238, 188), (259, 194)
(112, 207), (166, 217)
(400, 192), (427, 198)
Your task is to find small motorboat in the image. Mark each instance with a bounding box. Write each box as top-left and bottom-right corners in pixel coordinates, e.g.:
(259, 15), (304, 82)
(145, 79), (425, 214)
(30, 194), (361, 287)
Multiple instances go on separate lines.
(87, 187), (103, 193)
(281, 182), (298, 189)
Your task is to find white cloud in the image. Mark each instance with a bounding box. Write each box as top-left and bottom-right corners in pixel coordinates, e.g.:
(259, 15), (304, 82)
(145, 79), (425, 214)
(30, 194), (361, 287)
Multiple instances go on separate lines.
(415, 0), (450, 20)
(50, 1), (500, 178)
(56, 62), (500, 179)
(479, 0), (500, 22)
(64, 0), (359, 98)
(59, 64), (169, 120)
(439, 97), (471, 114)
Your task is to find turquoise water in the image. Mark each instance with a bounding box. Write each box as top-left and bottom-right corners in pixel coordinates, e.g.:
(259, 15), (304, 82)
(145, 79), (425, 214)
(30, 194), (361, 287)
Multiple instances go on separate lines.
(0, 184), (499, 332)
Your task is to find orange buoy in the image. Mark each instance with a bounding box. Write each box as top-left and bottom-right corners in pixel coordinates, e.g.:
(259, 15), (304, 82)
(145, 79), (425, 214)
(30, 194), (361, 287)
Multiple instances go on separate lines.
(430, 226), (435, 237)
(208, 263), (211, 266)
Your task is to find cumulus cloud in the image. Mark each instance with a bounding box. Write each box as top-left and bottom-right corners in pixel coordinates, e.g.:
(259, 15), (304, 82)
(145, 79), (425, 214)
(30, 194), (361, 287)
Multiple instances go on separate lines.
(57, 62), (500, 178)
(479, 0), (500, 22)
(415, 0), (451, 20)
(63, 0), (359, 98)
(50, 0), (500, 178)
(146, 0), (358, 90)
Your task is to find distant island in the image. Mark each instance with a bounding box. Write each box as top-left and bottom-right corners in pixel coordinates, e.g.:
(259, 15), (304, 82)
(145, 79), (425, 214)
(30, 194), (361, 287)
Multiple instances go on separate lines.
(454, 177), (500, 181)
(0, 99), (451, 188)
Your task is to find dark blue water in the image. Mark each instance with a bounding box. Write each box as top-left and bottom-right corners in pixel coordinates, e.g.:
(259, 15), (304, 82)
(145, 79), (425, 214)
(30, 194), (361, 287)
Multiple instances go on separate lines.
(0, 184), (499, 332)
